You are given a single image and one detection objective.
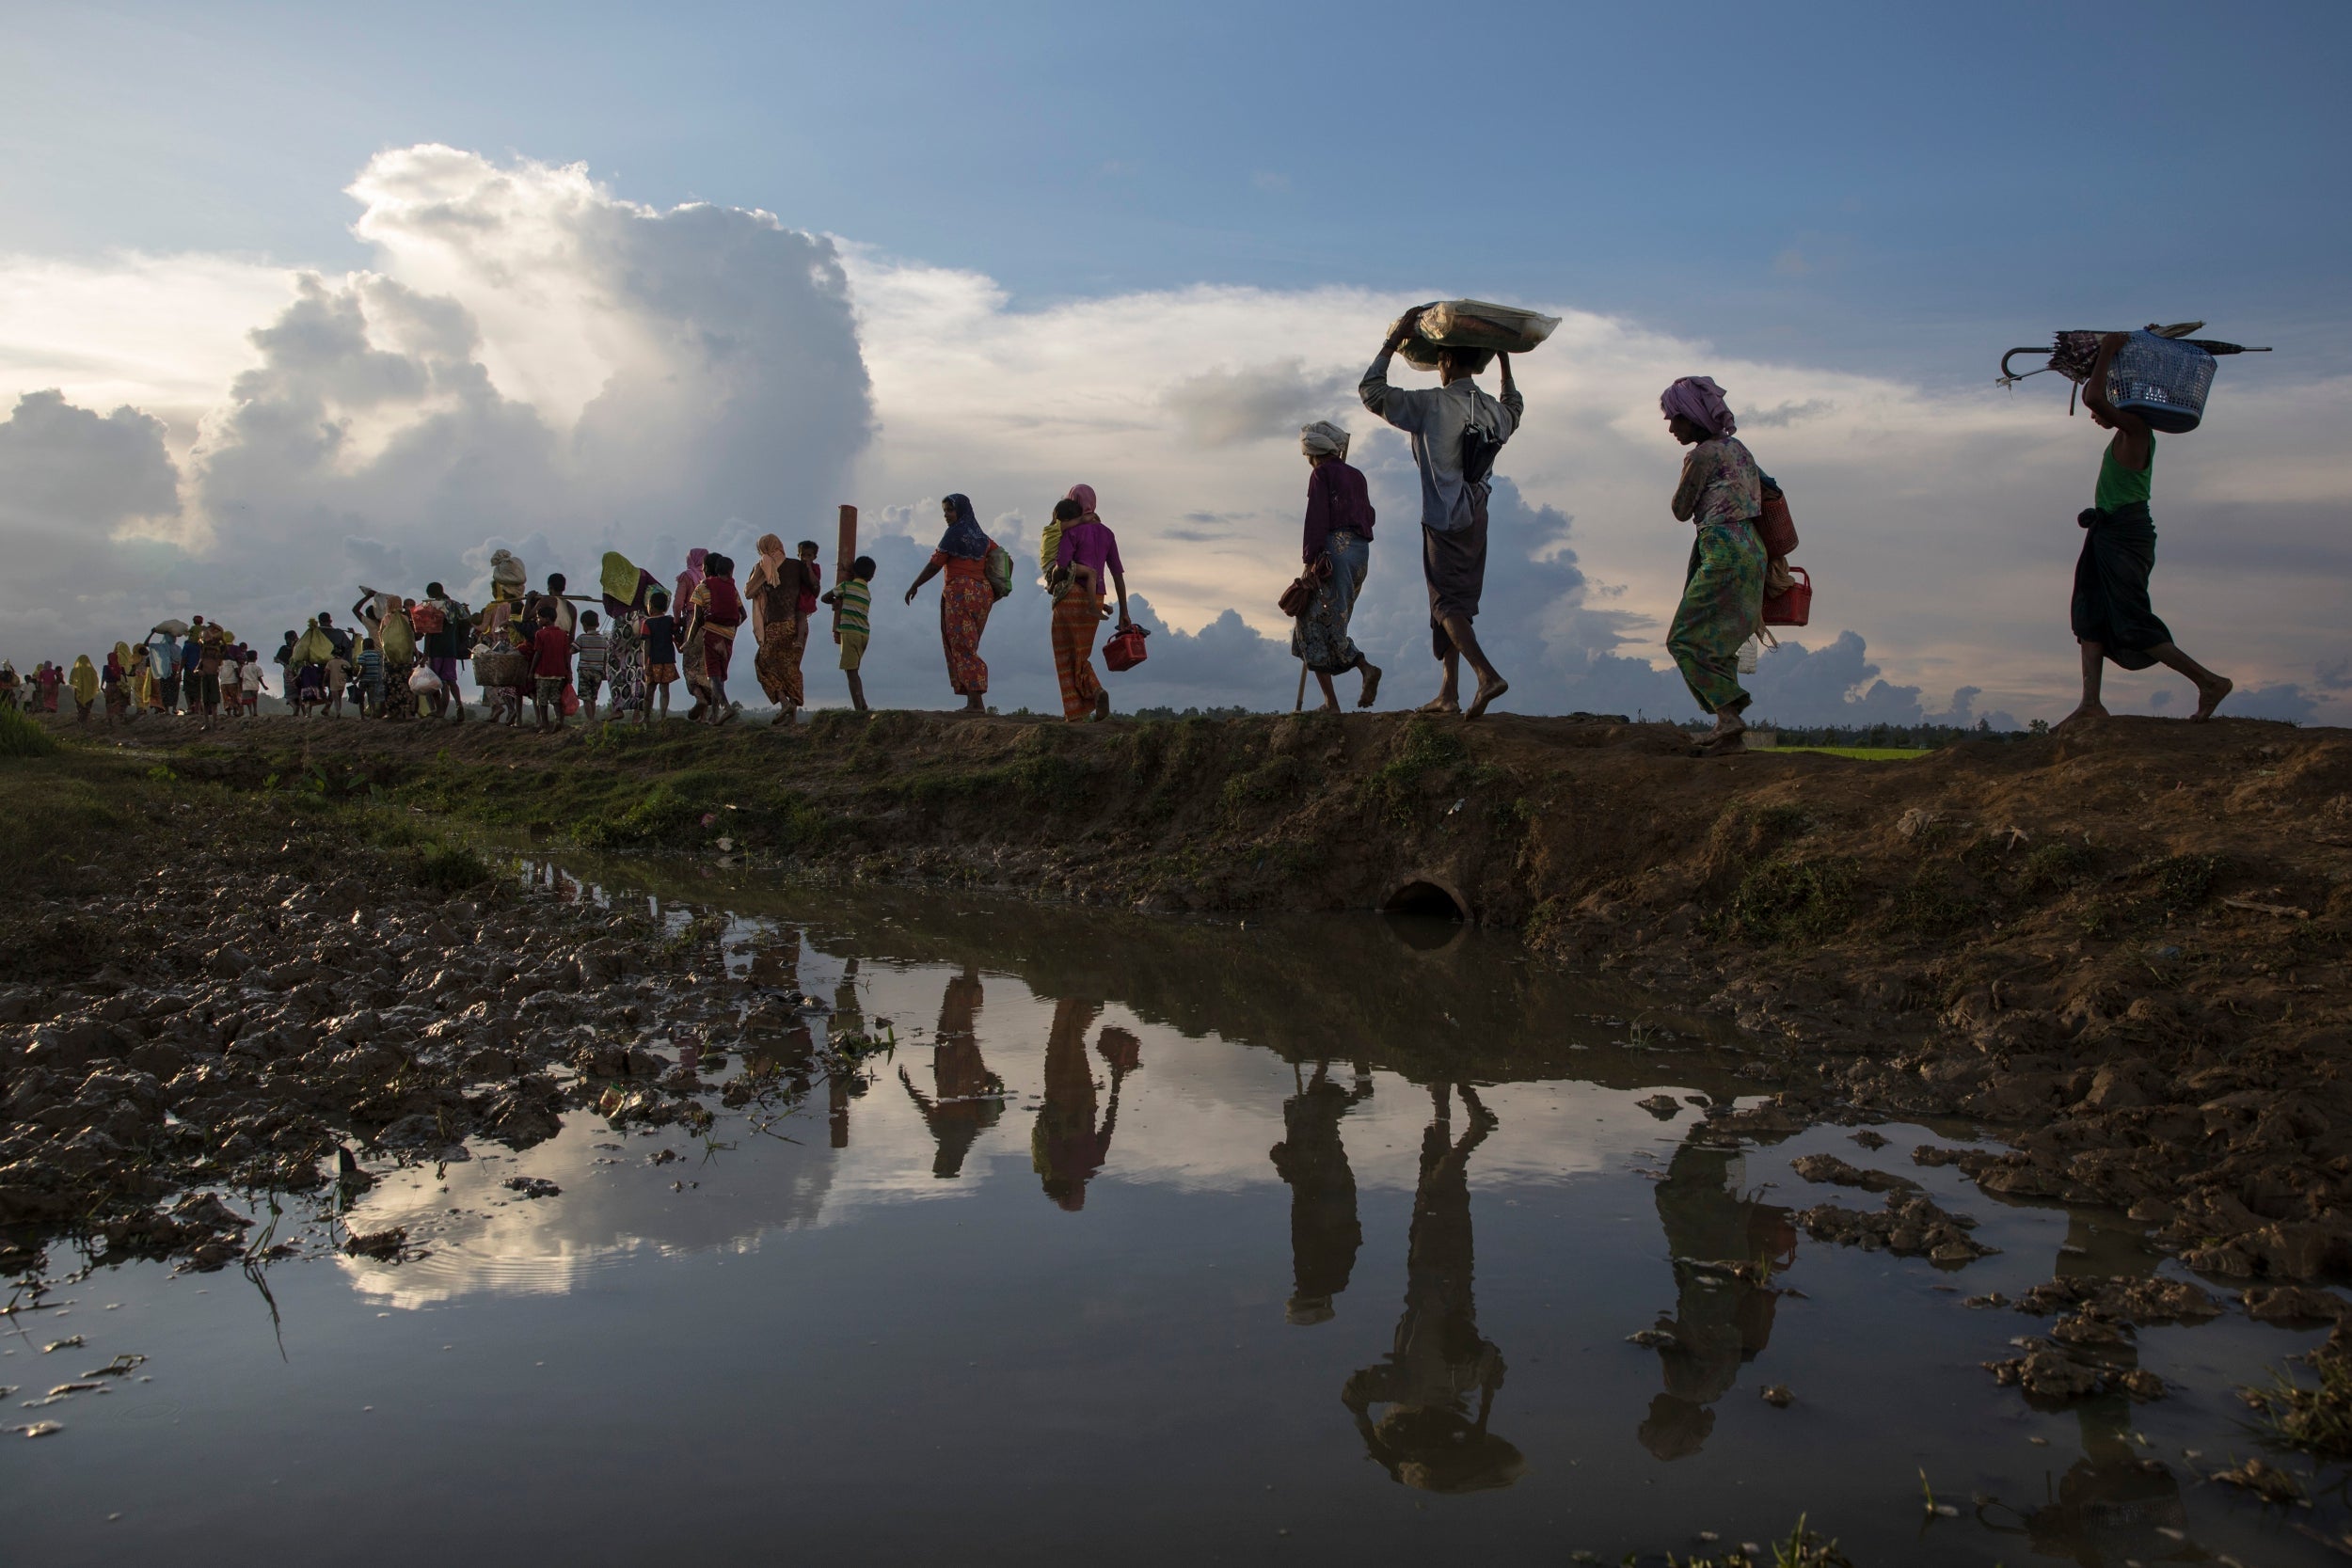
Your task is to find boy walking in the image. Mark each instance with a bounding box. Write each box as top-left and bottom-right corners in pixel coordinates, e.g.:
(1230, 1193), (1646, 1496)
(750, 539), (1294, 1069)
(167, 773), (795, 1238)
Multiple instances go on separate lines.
(526, 600), (573, 732)
(821, 554), (877, 713)
(574, 610), (610, 721)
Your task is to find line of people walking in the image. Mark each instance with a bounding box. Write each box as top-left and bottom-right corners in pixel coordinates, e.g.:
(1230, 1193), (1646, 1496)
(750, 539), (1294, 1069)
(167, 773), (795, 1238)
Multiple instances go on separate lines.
(3, 318), (2233, 741)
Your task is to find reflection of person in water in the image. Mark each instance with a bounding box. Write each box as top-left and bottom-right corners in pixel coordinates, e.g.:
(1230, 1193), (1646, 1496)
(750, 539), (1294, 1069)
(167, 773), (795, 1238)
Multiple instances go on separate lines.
(1269, 1061), (1370, 1325)
(1031, 998), (1137, 1211)
(1342, 1083), (1525, 1493)
(898, 964), (1004, 1178)
(1636, 1130), (1796, 1461)
(1985, 1396), (2186, 1568)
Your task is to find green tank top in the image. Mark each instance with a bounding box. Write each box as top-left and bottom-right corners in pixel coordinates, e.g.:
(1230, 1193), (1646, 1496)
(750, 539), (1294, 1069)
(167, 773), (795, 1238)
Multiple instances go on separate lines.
(2094, 433), (2153, 513)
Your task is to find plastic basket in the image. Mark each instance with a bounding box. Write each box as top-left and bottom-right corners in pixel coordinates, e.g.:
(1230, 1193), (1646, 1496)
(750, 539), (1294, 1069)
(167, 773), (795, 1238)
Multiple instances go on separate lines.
(1761, 566), (1811, 627)
(2106, 330), (2217, 434)
(1103, 625), (1149, 673)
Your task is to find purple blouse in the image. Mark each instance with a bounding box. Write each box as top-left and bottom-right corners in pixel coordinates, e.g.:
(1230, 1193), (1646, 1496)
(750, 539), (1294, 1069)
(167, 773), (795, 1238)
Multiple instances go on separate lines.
(1056, 518), (1124, 585)
(1302, 460), (1375, 563)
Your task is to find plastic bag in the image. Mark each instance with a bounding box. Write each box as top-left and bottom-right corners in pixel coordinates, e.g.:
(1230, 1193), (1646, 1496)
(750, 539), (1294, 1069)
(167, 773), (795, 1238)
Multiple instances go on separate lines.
(1392, 299), (1560, 370)
(408, 666), (444, 693)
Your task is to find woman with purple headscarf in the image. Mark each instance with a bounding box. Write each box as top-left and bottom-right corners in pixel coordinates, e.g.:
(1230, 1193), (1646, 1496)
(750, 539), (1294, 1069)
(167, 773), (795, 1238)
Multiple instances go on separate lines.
(1661, 375), (1765, 751)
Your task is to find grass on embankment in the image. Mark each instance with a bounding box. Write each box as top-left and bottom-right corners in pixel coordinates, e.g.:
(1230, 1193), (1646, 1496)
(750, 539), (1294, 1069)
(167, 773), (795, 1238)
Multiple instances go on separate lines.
(1769, 746), (1931, 760)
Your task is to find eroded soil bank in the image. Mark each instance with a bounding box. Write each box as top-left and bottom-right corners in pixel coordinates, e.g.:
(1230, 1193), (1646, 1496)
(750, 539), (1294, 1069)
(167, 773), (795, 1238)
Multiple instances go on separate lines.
(15, 707), (2352, 1292)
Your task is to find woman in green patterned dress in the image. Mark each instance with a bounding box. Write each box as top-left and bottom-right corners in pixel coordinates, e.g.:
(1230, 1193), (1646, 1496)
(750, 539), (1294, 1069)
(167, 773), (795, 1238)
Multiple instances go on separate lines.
(1661, 375), (1765, 752)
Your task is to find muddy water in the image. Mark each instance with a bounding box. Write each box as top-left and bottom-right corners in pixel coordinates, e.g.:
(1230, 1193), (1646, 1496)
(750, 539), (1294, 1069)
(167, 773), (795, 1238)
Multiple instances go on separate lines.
(8, 856), (2344, 1566)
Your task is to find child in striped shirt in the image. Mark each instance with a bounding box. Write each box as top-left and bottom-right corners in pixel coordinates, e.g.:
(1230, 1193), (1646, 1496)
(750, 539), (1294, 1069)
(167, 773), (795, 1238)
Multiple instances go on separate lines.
(820, 555), (876, 713)
(575, 610), (610, 721)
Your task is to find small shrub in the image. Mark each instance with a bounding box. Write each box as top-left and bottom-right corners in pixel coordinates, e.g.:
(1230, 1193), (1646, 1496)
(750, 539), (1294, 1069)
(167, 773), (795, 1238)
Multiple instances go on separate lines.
(415, 842), (494, 893)
(0, 707), (59, 759)
(1711, 855), (1862, 944)
(2144, 852), (2223, 910)
(2244, 1341), (2352, 1460)
(1888, 868), (1982, 936)
(1361, 718), (1468, 820)
(2018, 839), (2098, 896)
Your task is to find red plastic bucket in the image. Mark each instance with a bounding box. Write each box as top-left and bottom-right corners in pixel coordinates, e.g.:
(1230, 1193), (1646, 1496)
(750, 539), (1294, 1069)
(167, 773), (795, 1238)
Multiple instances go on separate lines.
(1104, 625), (1150, 672)
(1761, 567), (1811, 627)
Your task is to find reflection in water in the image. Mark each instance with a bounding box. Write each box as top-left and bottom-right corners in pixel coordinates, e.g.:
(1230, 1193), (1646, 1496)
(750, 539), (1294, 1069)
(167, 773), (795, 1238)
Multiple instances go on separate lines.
(1032, 999), (1137, 1211)
(1636, 1126), (1796, 1461)
(899, 965), (1004, 1179)
(1269, 1061), (1370, 1326)
(1992, 1400), (2189, 1568)
(1343, 1084), (1524, 1493)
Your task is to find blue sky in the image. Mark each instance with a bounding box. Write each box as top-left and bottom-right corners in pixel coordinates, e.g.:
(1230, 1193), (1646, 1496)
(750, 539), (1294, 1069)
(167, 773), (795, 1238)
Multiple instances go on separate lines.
(2, 1), (2347, 724)
(9, 1), (2346, 383)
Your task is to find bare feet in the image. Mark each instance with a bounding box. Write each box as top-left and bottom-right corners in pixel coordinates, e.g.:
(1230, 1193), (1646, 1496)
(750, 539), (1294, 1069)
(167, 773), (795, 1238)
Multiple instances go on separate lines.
(1093, 690), (1111, 721)
(1357, 662), (1382, 709)
(1697, 708), (1747, 752)
(2055, 702), (2108, 732)
(2191, 675), (2233, 721)
(1313, 700), (1341, 714)
(1418, 696), (1461, 715)
(1464, 676), (1509, 721)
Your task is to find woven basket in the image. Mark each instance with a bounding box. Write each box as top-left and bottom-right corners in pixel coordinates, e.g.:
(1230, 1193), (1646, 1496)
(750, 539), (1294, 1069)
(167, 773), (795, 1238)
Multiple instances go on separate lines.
(471, 651), (527, 688)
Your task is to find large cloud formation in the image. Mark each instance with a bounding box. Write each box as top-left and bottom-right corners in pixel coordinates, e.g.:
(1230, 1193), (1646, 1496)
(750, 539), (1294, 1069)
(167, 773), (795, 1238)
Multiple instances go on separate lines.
(2, 145), (2345, 726)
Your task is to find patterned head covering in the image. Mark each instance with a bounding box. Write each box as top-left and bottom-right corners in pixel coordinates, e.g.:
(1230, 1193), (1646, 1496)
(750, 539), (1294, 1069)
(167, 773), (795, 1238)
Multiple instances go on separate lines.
(1300, 420), (1351, 460)
(1660, 376), (1737, 438)
(938, 495), (990, 560)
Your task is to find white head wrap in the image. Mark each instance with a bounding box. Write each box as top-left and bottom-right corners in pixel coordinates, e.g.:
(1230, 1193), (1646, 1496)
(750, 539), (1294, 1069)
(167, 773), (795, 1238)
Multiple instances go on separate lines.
(1300, 420), (1351, 460)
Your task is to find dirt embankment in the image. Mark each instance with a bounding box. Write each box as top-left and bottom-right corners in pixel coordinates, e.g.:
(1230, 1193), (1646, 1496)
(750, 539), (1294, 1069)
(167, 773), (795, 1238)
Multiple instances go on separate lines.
(30, 706), (2352, 1285)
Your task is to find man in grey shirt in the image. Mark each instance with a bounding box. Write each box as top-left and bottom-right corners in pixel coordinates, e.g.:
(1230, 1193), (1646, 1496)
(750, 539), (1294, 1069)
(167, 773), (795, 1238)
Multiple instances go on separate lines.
(1359, 307), (1522, 718)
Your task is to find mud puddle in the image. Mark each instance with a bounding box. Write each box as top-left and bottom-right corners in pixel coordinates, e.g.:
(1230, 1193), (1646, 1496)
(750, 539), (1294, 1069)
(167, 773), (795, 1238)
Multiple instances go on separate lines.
(7, 853), (2344, 1566)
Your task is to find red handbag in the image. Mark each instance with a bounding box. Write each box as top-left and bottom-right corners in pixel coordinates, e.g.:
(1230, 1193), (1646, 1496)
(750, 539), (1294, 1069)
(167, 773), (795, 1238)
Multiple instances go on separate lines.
(1104, 624), (1150, 672)
(1756, 478), (1800, 559)
(1761, 565), (1812, 626)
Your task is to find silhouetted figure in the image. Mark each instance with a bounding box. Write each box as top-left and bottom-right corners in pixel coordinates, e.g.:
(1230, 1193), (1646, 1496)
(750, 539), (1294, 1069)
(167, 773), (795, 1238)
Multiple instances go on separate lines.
(899, 964), (1004, 1178)
(1031, 999), (1136, 1212)
(1269, 1061), (1370, 1325)
(1635, 1130), (1796, 1461)
(1342, 1084), (1524, 1493)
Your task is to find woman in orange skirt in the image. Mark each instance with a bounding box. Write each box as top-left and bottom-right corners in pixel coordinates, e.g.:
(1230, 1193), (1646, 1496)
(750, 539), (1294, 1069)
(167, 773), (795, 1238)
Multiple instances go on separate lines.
(904, 493), (994, 711)
(1051, 483), (1131, 721)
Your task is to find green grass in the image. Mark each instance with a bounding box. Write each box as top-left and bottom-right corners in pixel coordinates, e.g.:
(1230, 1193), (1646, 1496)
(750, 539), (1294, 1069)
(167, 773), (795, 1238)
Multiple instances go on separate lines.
(1708, 854), (1863, 944)
(1770, 745), (1931, 760)
(0, 706), (59, 758)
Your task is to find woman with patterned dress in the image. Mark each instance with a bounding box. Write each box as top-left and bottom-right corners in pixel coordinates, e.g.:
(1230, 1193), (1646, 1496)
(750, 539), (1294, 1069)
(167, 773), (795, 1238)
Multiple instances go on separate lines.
(1290, 421), (1383, 712)
(1661, 375), (1766, 752)
(904, 494), (994, 712)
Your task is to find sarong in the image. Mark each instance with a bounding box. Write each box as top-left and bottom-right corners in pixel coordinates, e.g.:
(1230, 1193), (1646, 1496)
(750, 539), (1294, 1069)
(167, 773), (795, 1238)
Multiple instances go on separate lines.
(1422, 486), (1489, 659)
(755, 617), (807, 708)
(382, 657), (418, 720)
(607, 626), (645, 715)
(1292, 529), (1368, 674)
(704, 626), (737, 682)
(1666, 522), (1766, 715)
(2071, 503), (2171, 671)
(940, 570), (992, 696)
(1052, 589), (1105, 720)
(682, 623), (710, 701)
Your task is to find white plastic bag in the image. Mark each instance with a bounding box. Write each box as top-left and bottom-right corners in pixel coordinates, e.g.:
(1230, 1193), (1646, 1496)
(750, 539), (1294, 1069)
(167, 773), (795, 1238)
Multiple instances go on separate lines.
(1738, 637), (1760, 675)
(408, 666), (444, 694)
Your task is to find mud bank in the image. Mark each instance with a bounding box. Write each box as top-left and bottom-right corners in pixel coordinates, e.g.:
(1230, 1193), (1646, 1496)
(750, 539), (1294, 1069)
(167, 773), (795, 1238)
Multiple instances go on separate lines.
(24, 708), (2352, 1294)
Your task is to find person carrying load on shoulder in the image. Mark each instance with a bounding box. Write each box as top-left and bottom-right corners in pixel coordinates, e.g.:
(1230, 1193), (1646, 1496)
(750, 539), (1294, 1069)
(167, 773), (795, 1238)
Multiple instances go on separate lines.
(1291, 420), (1382, 713)
(1661, 375), (1766, 753)
(1359, 306), (1520, 719)
(2058, 332), (2233, 728)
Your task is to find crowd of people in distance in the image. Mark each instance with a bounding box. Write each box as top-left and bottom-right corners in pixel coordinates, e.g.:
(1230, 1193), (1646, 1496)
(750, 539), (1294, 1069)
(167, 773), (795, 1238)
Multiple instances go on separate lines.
(0, 321), (2232, 747)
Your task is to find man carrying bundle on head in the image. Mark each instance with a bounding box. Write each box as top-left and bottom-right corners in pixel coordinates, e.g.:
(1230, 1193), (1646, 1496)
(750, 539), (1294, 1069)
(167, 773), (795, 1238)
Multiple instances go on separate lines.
(1359, 306), (1521, 719)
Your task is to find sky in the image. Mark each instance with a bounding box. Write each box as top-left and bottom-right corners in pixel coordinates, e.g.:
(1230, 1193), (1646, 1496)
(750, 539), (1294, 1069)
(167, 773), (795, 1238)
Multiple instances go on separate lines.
(3, 0), (2348, 725)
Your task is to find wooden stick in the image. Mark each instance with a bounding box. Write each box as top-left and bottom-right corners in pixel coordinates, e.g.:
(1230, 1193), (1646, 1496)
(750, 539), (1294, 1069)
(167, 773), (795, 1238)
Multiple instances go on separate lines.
(835, 504), (857, 641)
(1295, 659), (1308, 713)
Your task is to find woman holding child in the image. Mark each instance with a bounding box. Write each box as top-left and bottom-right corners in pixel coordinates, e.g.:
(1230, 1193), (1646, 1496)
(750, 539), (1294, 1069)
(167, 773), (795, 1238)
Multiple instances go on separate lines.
(687, 552), (745, 725)
(905, 494), (995, 712)
(1049, 483), (1131, 722)
(748, 532), (819, 723)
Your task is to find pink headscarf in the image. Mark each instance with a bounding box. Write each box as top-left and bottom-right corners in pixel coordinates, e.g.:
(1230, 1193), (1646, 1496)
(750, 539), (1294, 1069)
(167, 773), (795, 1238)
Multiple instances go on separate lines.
(1660, 376), (1737, 438)
(1065, 483), (1100, 525)
(674, 547), (707, 608)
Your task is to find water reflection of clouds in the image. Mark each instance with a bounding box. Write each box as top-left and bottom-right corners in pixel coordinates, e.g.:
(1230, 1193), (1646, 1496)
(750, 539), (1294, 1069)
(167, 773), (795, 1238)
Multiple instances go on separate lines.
(339, 911), (1738, 1308)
